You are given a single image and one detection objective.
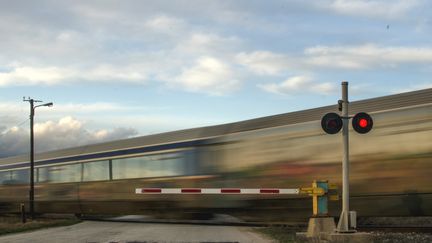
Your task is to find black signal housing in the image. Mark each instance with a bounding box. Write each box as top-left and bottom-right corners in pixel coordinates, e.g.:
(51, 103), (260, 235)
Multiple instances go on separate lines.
(352, 112), (373, 134)
(321, 112), (343, 134)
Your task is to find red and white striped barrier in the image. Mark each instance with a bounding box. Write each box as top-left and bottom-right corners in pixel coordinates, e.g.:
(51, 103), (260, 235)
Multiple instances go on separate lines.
(135, 188), (300, 194)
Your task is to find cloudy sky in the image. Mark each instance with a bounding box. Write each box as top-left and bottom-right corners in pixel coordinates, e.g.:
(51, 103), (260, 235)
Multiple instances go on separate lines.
(1, 0), (431, 158)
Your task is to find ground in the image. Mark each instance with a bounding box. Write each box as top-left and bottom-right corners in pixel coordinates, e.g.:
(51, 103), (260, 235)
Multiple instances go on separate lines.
(0, 215), (80, 236)
(256, 227), (432, 243)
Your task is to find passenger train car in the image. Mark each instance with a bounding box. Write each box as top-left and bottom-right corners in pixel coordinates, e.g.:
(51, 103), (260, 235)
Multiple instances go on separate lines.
(0, 88), (431, 221)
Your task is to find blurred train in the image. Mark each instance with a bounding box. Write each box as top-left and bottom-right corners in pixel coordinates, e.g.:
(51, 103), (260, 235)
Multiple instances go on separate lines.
(0, 88), (431, 222)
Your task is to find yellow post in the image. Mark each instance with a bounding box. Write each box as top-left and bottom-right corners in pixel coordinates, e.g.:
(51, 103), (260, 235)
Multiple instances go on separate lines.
(312, 181), (319, 216)
(299, 180), (331, 217)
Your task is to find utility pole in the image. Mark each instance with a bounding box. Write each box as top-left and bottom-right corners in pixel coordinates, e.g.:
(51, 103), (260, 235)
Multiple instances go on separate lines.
(23, 97), (53, 220)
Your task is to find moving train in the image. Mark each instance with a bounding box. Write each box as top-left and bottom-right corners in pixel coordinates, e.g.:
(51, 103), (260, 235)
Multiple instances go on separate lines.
(0, 88), (431, 222)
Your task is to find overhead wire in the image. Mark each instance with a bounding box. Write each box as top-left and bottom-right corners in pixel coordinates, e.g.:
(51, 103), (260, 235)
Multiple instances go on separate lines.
(0, 117), (30, 139)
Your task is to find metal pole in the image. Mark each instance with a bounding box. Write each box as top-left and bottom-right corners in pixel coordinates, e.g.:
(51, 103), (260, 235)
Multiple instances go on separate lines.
(29, 99), (35, 220)
(336, 81), (352, 232)
(24, 97), (53, 220)
(23, 97), (53, 220)
(20, 203), (26, 223)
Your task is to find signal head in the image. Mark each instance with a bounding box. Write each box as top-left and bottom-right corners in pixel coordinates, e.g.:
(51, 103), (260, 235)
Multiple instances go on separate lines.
(321, 112), (343, 134)
(352, 112), (373, 134)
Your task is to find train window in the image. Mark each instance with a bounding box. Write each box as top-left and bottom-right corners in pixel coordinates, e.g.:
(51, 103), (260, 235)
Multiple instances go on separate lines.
(112, 152), (186, 179)
(38, 164), (80, 183)
(83, 160), (109, 181)
(37, 167), (49, 183)
(12, 170), (29, 184)
(0, 169), (30, 185)
(0, 171), (12, 185)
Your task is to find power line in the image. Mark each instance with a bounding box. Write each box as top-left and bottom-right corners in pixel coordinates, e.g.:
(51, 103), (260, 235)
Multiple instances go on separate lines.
(16, 118), (30, 128)
(0, 117), (30, 138)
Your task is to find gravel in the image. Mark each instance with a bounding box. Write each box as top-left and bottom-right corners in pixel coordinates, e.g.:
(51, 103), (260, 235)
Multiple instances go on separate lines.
(372, 232), (432, 243)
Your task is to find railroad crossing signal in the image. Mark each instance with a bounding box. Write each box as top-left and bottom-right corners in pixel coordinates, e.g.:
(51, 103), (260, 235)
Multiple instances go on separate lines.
(321, 112), (373, 134)
(323, 82), (374, 233)
(352, 112), (373, 134)
(321, 112), (343, 134)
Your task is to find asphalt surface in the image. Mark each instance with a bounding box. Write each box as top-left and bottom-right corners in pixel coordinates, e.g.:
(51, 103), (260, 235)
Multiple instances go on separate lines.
(0, 221), (273, 243)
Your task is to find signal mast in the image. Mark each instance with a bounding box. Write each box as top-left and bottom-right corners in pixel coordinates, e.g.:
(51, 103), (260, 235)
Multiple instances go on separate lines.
(321, 82), (373, 233)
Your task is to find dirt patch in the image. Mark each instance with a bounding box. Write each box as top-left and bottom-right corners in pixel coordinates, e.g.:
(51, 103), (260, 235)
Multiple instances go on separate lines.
(0, 215), (81, 236)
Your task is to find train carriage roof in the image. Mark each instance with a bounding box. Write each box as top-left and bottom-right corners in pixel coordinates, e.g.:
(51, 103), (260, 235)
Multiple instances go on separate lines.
(1, 88), (431, 165)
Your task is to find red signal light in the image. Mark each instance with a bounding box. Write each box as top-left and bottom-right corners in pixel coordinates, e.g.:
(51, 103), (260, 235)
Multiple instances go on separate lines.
(352, 112), (373, 134)
(359, 118), (368, 128)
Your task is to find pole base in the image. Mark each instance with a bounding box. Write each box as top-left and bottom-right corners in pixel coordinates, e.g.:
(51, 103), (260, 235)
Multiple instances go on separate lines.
(297, 217), (336, 238)
(336, 210), (357, 233)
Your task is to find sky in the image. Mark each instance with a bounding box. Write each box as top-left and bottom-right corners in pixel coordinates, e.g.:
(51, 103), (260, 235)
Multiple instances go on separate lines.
(1, 0), (431, 158)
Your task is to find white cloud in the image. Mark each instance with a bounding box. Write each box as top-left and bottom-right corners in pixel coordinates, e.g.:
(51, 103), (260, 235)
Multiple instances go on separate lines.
(324, 0), (420, 19)
(53, 102), (137, 113)
(173, 56), (240, 95)
(0, 101), (173, 140)
(176, 33), (241, 55)
(56, 30), (82, 42)
(415, 17), (432, 34)
(392, 82), (432, 93)
(235, 51), (291, 75)
(70, 2), (124, 23)
(0, 102), (29, 115)
(145, 15), (186, 33)
(0, 102), (138, 116)
(84, 64), (147, 82)
(304, 44), (432, 69)
(0, 0), (430, 100)
(258, 75), (337, 95)
(0, 116), (137, 158)
(0, 64), (148, 86)
(0, 66), (75, 86)
(237, 44), (432, 74)
(0, 7), (243, 95)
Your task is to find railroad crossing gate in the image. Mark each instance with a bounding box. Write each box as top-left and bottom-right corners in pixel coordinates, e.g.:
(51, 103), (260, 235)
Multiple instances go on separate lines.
(136, 180), (338, 217)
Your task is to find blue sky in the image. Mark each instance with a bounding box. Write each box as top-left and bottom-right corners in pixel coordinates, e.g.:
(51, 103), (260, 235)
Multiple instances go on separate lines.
(1, 0), (431, 157)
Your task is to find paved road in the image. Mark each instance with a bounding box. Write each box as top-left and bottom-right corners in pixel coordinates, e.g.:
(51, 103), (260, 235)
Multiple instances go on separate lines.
(0, 221), (273, 243)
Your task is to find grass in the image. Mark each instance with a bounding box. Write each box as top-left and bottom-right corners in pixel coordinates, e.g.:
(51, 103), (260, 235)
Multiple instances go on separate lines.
(255, 227), (299, 243)
(256, 227), (432, 243)
(0, 215), (81, 236)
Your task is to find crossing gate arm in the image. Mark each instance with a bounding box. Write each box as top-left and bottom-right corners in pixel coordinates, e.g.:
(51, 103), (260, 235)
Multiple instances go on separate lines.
(135, 180), (339, 217)
(135, 188), (300, 194)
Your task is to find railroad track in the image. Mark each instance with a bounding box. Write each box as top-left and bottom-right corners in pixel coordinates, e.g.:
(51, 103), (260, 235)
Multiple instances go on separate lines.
(81, 214), (307, 228)
(359, 225), (432, 233)
(82, 215), (432, 234)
